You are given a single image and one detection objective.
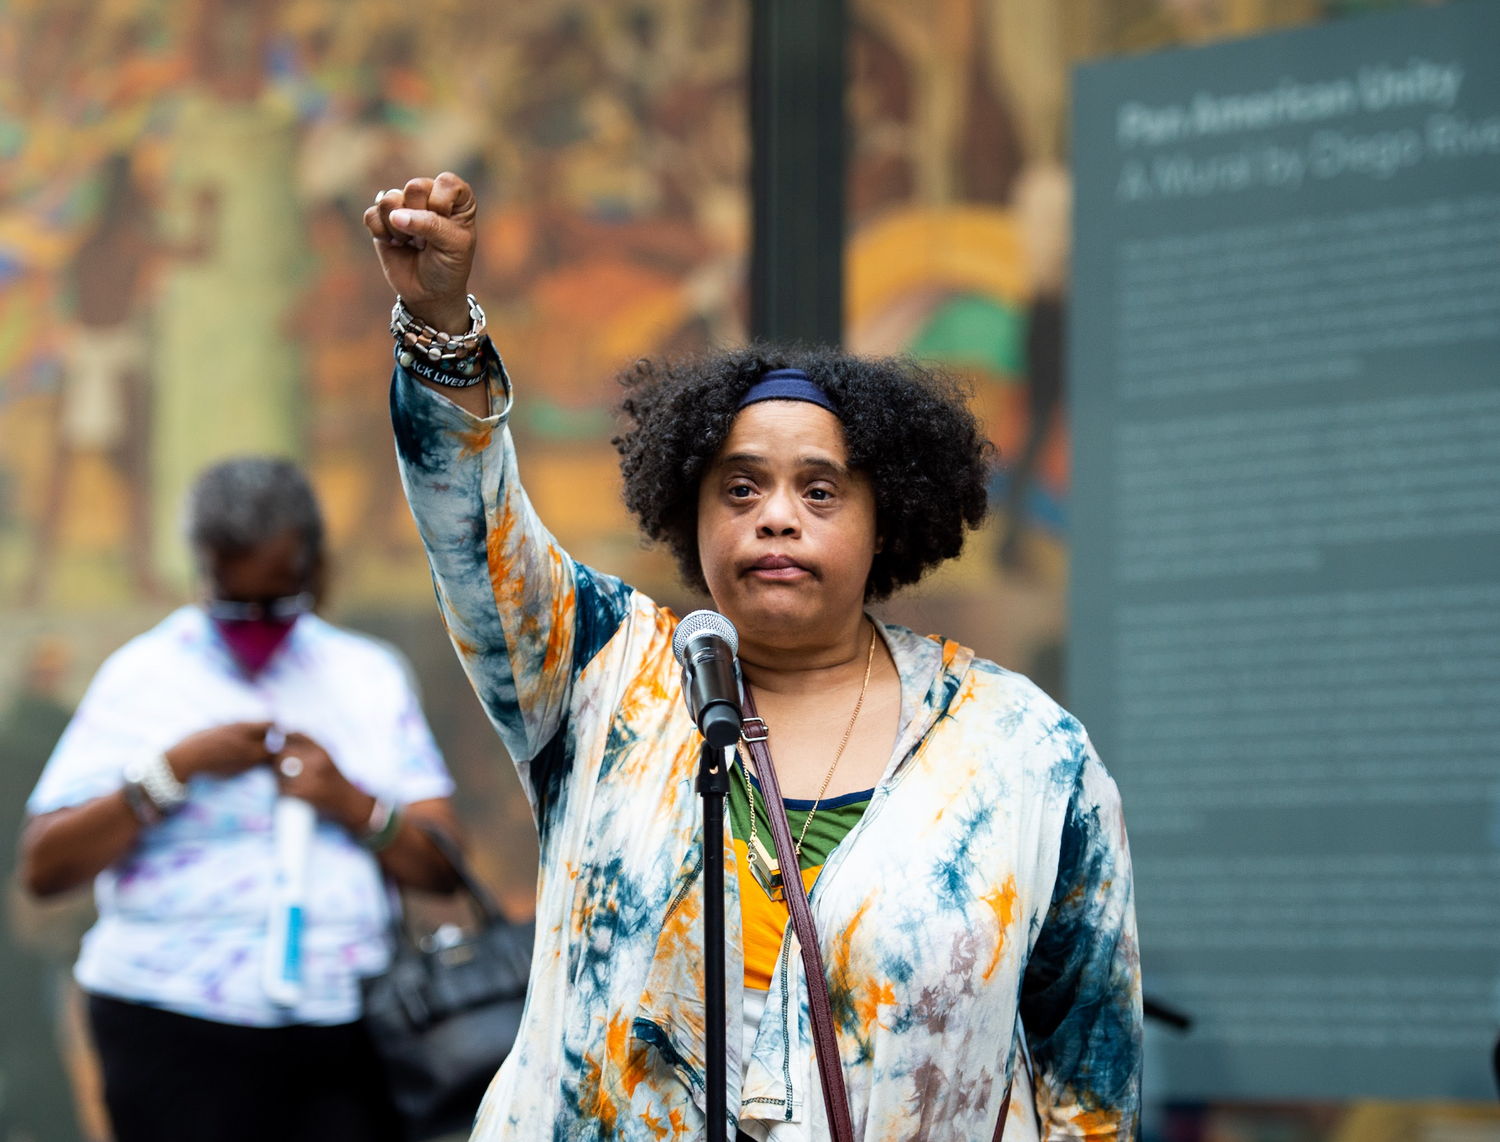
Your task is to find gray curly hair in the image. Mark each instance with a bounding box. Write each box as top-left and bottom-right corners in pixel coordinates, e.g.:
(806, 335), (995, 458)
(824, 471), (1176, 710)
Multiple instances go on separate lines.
(183, 457), (324, 574)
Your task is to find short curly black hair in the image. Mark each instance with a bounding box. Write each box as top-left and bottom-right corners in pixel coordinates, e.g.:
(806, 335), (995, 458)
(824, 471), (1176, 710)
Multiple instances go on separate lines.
(613, 344), (994, 600)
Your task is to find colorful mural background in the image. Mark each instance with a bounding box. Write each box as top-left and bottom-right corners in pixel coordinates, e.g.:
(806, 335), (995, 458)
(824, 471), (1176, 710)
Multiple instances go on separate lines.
(0, 0), (748, 898)
(0, 1), (1458, 1139)
(0, 3), (747, 1137)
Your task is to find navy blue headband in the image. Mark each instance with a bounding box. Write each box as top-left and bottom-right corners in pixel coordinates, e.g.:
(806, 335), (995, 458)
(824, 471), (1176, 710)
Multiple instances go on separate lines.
(738, 369), (837, 415)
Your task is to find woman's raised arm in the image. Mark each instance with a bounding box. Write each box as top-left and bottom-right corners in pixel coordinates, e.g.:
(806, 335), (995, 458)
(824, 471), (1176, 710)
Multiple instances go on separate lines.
(365, 175), (632, 832)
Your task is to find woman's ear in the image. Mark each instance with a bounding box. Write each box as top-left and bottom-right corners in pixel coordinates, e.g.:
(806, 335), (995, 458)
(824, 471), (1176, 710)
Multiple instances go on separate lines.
(874, 531), (884, 555)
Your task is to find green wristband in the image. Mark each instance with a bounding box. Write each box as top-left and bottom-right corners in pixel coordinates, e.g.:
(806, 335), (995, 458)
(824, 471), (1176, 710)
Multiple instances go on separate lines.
(361, 799), (403, 853)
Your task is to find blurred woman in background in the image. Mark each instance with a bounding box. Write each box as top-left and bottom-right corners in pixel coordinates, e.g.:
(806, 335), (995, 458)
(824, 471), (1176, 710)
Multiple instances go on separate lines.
(21, 457), (461, 1142)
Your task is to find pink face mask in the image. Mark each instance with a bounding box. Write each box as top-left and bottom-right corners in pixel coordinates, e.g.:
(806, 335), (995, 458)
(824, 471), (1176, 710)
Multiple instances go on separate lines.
(213, 617), (298, 676)
(206, 594), (312, 677)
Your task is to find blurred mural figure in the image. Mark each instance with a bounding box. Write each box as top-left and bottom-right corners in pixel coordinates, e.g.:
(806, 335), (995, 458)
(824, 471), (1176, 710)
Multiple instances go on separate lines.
(986, 1), (1072, 571)
(23, 156), (217, 605)
(845, 0), (1070, 685)
(998, 163), (1070, 570)
(292, 202), (415, 565)
(151, 0), (304, 588)
(0, 637), (84, 1141)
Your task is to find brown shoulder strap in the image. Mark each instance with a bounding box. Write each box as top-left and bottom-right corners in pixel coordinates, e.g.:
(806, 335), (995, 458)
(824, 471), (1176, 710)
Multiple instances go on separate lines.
(993, 1085), (1012, 1142)
(740, 686), (856, 1142)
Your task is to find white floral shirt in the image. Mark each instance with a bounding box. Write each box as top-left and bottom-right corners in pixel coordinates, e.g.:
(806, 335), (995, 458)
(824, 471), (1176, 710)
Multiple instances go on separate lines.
(28, 607), (454, 1027)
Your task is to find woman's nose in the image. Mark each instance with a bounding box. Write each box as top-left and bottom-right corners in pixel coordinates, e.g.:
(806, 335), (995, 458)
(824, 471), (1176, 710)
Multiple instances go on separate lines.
(755, 486), (801, 536)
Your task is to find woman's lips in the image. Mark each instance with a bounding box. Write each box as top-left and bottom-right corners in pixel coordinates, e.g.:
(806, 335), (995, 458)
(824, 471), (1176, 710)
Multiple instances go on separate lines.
(745, 554), (811, 581)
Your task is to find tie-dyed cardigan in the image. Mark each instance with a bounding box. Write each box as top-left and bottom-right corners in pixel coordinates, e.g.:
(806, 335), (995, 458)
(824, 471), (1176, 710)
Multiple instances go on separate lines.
(390, 355), (1141, 1141)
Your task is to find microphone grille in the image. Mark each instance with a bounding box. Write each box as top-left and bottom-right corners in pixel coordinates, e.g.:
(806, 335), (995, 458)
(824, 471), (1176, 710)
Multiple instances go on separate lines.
(672, 609), (739, 666)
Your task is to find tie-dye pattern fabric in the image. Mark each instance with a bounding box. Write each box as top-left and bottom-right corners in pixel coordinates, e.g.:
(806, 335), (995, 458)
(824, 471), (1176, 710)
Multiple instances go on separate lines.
(391, 356), (1140, 1141)
(27, 608), (454, 1027)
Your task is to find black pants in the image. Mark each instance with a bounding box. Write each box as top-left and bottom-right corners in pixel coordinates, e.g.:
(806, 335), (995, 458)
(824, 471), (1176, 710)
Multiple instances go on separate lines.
(89, 993), (402, 1142)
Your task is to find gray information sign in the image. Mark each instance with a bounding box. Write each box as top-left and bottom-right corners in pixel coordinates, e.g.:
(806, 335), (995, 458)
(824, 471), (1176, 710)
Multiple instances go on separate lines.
(1071, 2), (1500, 1100)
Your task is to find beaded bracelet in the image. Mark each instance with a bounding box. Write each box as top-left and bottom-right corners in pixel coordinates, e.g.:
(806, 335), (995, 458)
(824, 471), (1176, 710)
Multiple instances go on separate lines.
(390, 293), (488, 383)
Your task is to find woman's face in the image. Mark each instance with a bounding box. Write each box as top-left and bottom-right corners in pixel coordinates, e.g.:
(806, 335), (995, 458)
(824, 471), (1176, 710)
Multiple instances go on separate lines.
(209, 527), (317, 604)
(696, 400), (879, 649)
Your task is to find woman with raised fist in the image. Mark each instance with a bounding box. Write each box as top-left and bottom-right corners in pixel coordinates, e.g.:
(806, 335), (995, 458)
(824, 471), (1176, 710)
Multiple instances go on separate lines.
(365, 173), (1139, 1142)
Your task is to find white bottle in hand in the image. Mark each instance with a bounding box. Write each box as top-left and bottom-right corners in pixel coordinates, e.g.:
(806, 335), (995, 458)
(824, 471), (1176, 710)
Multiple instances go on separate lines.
(263, 793), (315, 1007)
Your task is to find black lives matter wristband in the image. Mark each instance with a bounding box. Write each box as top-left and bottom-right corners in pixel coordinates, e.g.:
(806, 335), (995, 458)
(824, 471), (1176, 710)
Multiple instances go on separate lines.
(395, 338), (514, 427)
(394, 336), (501, 388)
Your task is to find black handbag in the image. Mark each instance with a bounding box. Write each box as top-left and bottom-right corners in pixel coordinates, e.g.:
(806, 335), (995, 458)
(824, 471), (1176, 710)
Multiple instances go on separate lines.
(361, 825), (534, 1140)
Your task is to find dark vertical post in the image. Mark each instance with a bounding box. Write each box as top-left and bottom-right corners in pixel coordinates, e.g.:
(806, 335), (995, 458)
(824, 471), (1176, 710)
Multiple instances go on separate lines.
(698, 741), (731, 1140)
(750, 0), (847, 346)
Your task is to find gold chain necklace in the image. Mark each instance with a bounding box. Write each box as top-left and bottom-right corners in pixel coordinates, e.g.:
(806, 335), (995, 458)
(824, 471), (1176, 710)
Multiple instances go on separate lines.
(739, 622), (879, 868)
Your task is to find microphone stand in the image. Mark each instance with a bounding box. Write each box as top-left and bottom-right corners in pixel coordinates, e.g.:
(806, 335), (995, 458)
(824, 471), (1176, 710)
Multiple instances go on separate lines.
(697, 739), (731, 1141)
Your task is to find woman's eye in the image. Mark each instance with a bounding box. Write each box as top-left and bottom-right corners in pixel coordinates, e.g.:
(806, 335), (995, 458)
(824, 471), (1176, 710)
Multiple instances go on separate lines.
(807, 487), (832, 501)
(728, 484), (754, 499)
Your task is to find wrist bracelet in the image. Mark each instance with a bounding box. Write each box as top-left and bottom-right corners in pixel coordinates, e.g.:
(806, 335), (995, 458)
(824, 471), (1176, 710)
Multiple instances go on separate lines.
(391, 294), (487, 382)
(360, 798), (403, 853)
(121, 777), (162, 827)
(395, 340), (489, 388)
(124, 753), (189, 818)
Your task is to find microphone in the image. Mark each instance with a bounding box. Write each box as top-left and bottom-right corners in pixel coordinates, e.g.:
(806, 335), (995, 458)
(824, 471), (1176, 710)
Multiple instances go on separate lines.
(672, 610), (742, 748)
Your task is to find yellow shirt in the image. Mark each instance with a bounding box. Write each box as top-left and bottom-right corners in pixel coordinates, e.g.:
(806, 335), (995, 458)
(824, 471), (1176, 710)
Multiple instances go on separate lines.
(727, 759), (873, 990)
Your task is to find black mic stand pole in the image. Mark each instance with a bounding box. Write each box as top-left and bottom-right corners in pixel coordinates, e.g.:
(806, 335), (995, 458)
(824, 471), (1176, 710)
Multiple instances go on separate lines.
(697, 739), (731, 1141)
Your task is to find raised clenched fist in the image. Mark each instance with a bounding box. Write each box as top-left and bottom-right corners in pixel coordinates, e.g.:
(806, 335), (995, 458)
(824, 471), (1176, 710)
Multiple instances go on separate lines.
(364, 173), (478, 335)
